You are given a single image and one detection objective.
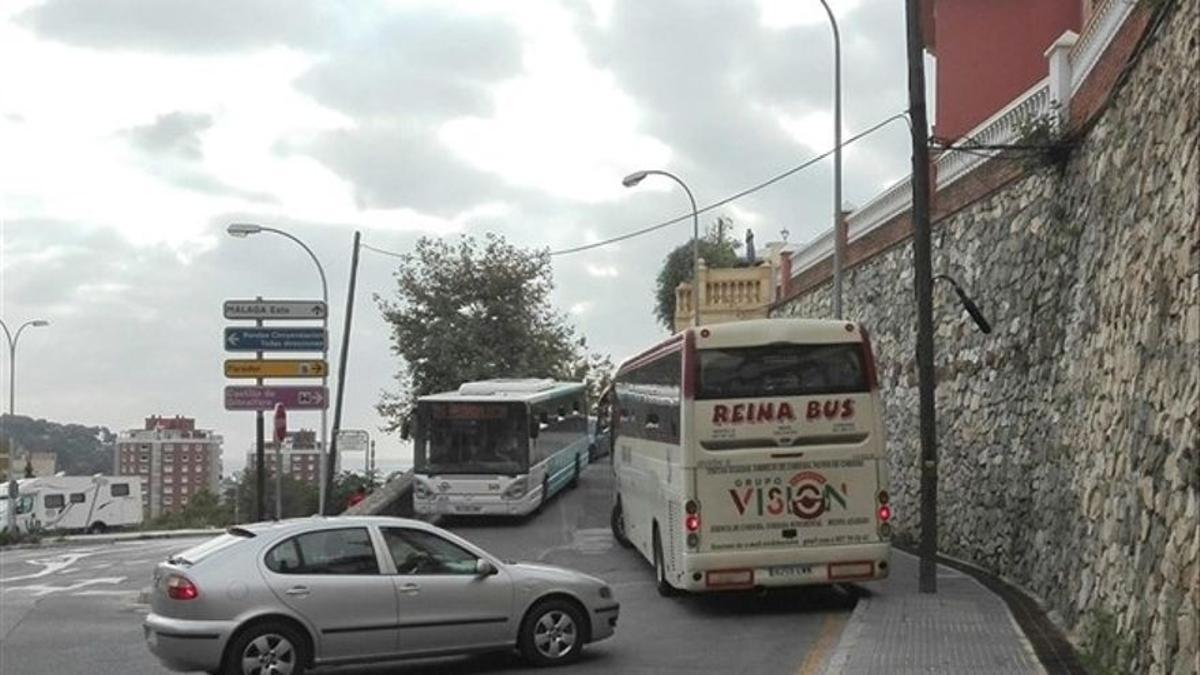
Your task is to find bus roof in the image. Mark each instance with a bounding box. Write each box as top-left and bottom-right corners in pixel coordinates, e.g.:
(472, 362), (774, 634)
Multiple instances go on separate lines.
(616, 318), (865, 375)
(419, 379), (586, 404)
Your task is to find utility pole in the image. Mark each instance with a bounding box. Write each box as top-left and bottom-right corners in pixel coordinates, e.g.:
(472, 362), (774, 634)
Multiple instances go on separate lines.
(254, 298), (266, 522)
(327, 231), (361, 514)
(905, 0), (939, 594)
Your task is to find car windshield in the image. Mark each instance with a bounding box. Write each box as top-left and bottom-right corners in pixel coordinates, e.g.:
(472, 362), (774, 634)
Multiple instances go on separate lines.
(415, 402), (528, 475)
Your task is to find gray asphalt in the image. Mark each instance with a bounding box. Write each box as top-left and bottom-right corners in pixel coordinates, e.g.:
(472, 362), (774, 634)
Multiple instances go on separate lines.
(0, 462), (854, 674)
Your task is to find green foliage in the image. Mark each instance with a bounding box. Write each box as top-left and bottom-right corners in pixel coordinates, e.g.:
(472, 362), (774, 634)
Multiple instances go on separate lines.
(375, 233), (612, 428)
(146, 488), (230, 530)
(0, 527), (42, 547)
(1080, 608), (1140, 675)
(223, 469), (320, 522)
(654, 223), (742, 331)
(330, 470), (380, 513)
(0, 414), (116, 477)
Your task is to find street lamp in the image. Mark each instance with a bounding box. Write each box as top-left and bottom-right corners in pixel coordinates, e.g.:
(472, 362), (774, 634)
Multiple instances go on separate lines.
(816, 0), (845, 319)
(1, 318), (50, 532)
(622, 170), (702, 328)
(227, 223), (331, 515)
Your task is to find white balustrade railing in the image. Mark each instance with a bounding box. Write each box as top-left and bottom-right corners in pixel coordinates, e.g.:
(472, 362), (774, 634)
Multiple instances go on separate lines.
(783, 2), (1134, 289)
(1070, 0), (1137, 95)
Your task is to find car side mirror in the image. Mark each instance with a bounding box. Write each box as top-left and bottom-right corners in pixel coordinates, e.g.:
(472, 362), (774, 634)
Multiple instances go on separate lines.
(476, 559), (498, 576)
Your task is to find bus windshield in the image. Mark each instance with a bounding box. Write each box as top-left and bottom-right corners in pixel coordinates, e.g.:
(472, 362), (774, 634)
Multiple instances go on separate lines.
(696, 343), (868, 399)
(416, 402), (529, 475)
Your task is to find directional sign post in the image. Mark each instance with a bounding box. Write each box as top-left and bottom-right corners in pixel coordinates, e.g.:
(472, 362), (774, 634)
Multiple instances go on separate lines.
(224, 299), (327, 320)
(225, 359), (328, 379)
(225, 386), (329, 411)
(225, 328), (326, 352)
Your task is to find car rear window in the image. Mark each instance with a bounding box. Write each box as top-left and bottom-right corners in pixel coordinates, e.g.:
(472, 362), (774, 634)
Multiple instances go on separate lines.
(171, 529), (255, 565)
(697, 343), (867, 400)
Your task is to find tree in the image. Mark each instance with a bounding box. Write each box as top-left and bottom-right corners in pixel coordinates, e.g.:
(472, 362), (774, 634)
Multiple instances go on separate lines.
(147, 488), (231, 530)
(223, 469), (319, 522)
(23, 456), (34, 478)
(376, 233), (610, 428)
(0, 415), (116, 476)
(654, 221), (742, 331)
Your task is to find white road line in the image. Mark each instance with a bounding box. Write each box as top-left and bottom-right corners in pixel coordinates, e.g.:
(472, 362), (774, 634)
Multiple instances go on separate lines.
(0, 552), (95, 583)
(4, 577), (128, 597)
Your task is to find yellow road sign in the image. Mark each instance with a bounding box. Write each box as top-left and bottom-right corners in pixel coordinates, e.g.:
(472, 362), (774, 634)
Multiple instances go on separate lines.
(224, 359), (328, 379)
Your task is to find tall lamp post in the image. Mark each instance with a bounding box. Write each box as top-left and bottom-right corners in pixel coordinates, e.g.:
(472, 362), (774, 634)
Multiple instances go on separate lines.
(816, 0), (844, 319)
(1, 318), (50, 532)
(622, 170), (702, 328)
(227, 224), (331, 515)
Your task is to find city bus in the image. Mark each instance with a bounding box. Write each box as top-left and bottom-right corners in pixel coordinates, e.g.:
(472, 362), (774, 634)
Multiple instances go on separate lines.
(608, 318), (892, 594)
(409, 379), (591, 517)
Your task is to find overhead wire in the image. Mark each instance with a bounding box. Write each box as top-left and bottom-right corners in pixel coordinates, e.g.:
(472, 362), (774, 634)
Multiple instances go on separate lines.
(358, 110), (910, 260)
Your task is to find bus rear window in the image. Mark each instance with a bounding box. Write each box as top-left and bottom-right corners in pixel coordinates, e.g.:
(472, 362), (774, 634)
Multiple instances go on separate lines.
(696, 343), (868, 400)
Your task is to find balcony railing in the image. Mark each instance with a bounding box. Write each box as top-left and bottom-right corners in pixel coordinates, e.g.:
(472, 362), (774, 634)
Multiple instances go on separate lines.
(1071, 0), (1137, 95)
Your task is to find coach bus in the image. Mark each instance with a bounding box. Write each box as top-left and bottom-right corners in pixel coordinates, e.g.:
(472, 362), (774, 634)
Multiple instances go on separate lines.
(410, 379), (591, 517)
(609, 318), (892, 594)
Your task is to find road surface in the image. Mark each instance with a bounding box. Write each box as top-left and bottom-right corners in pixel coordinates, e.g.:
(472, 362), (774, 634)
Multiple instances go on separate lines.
(0, 462), (855, 673)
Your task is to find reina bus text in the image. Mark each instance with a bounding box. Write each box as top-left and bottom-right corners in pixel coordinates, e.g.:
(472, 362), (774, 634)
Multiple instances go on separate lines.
(710, 398), (856, 425)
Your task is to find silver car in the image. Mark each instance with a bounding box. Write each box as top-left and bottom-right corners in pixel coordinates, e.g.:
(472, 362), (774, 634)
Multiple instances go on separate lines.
(143, 516), (619, 674)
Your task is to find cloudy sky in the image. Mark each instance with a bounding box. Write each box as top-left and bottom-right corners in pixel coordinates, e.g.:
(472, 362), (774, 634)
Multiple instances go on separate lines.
(0, 0), (913, 474)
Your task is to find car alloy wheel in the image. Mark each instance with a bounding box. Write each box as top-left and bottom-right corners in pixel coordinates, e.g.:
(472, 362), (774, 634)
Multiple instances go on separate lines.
(519, 599), (585, 666)
(535, 609), (578, 659)
(241, 633), (296, 675)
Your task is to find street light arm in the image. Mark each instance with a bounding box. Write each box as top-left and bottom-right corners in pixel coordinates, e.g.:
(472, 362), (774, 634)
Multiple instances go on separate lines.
(258, 227), (329, 304)
(622, 169), (702, 327)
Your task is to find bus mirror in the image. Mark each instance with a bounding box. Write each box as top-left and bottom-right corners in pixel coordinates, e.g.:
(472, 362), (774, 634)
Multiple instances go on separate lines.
(400, 419), (412, 441)
(529, 420), (540, 440)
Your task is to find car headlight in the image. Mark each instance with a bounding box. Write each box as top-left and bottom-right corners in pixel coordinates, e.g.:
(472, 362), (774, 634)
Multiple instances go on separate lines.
(502, 477), (528, 500)
(598, 585), (613, 600)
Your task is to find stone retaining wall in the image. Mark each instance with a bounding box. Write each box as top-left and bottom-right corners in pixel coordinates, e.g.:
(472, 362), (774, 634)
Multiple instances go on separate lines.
(771, 3), (1197, 673)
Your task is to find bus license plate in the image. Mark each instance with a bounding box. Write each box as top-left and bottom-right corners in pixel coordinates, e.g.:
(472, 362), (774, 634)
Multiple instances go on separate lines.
(453, 504), (482, 513)
(767, 564), (813, 578)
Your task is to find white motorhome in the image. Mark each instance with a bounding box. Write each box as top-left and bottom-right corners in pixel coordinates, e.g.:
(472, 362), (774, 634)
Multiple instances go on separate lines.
(0, 475), (143, 534)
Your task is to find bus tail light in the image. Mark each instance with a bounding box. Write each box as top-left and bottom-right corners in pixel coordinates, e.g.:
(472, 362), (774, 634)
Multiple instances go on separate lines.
(877, 490), (889, 504)
(685, 513), (701, 532)
(877, 505), (892, 522)
(165, 575), (199, 600)
(705, 569), (754, 588)
(859, 326), (880, 391)
(828, 561), (874, 581)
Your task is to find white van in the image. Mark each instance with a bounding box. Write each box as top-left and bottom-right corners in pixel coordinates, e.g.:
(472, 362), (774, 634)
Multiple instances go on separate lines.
(0, 475), (143, 534)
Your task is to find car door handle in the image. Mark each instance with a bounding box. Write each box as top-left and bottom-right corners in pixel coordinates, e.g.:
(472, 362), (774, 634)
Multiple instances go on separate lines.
(399, 583), (421, 595)
(284, 586), (310, 597)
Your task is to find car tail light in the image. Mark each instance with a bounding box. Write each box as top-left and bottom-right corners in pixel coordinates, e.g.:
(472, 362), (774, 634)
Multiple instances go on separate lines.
(705, 569), (754, 588)
(165, 574), (199, 600)
(877, 505), (892, 522)
(859, 326), (879, 390)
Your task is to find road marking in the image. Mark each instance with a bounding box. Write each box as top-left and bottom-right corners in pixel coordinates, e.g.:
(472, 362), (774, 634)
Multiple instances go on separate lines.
(795, 613), (847, 675)
(0, 552), (94, 583)
(4, 577), (127, 597)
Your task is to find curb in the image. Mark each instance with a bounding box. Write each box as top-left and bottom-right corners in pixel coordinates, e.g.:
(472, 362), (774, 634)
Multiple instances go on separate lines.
(823, 593), (871, 674)
(1, 529), (219, 550)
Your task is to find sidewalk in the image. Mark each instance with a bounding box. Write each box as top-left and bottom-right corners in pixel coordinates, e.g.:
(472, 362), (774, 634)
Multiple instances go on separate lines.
(825, 549), (1045, 674)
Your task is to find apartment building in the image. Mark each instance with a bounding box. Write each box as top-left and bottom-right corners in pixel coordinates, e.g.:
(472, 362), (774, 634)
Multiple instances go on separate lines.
(114, 415), (223, 518)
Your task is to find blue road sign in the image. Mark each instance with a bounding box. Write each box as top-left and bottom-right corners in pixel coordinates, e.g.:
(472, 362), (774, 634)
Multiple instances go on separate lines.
(225, 327), (327, 352)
